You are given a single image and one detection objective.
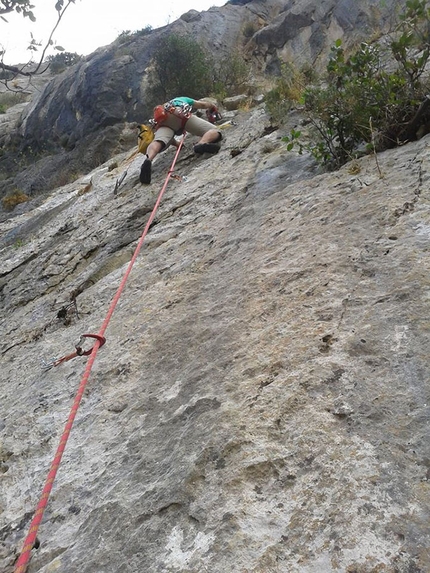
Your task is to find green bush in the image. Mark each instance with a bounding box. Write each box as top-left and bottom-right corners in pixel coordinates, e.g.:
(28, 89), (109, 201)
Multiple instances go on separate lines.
(147, 33), (252, 106)
(0, 69), (14, 81)
(242, 21), (258, 39)
(116, 30), (133, 45)
(285, 0), (430, 169)
(212, 52), (250, 99)
(2, 189), (30, 211)
(265, 63), (304, 124)
(147, 34), (212, 105)
(116, 27), (152, 45)
(0, 91), (28, 113)
(46, 52), (82, 74)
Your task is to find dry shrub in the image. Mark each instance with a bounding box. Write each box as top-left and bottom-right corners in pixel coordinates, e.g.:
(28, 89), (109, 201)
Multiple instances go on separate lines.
(2, 189), (30, 210)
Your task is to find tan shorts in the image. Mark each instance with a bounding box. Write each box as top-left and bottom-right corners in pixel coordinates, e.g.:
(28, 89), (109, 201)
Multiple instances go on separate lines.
(155, 112), (221, 147)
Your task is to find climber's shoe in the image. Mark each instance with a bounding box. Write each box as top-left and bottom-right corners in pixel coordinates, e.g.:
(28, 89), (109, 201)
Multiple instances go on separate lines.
(193, 142), (221, 155)
(140, 156), (152, 184)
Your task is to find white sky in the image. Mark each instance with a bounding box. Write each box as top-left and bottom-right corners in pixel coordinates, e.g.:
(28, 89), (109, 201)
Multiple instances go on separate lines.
(1, 0), (227, 64)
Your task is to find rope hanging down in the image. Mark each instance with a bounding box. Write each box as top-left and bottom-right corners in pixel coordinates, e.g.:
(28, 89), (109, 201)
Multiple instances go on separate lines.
(14, 135), (187, 573)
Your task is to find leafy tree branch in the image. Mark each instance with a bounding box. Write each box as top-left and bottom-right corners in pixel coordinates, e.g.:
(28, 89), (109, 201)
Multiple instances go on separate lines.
(0, 0), (76, 83)
(0, 0), (35, 20)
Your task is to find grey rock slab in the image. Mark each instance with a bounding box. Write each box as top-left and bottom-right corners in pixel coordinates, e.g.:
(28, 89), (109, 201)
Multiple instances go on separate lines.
(0, 111), (429, 572)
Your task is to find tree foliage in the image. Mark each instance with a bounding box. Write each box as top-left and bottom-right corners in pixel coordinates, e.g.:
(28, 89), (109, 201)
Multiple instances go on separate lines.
(46, 51), (81, 74)
(265, 62), (304, 124)
(0, 0), (35, 21)
(284, 0), (430, 169)
(212, 51), (249, 99)
(148, 34), (212, 104)
(147, 33), (251, 107)
(0, 0), (76, 82)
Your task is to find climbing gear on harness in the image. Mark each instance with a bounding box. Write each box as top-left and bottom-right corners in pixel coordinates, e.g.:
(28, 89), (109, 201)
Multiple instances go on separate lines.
(137, 124), (155, 154)
(194, 142), (221, 155)
(166, 100), (193, 125)
(152, 101), (192, 133)
(206, 106), (222, 124)
(153, 105), (169, 127)
(140, 155), (152, 185)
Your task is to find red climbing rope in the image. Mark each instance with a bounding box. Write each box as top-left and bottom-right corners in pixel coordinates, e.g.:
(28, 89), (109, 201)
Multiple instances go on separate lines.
(14, 135), (187, 573)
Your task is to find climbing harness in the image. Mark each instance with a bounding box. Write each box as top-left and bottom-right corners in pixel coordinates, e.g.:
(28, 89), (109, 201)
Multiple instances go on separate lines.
(165, 101), (193, 127)
(14, 135), (188, 573)
(152, 101), (192, 133)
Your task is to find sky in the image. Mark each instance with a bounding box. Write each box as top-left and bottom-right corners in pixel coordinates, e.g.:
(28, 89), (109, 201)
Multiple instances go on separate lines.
(1, 0), (227, 64)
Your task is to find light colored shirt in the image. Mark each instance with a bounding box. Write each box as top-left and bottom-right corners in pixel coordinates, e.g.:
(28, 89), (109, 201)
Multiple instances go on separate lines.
(169, 96), (195, 107)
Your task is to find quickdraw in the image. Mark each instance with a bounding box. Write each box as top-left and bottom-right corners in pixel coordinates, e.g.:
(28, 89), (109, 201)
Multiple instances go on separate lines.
(169, 173), (188, 182)
(42, 333), (106, 370)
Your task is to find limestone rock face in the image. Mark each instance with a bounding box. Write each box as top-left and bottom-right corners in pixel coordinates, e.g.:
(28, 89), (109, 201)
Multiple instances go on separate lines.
(251, 0), (400, 72)
(180, 9), (202, 23)
(0, 0), (400, 202)
(0, 104), (429, 572)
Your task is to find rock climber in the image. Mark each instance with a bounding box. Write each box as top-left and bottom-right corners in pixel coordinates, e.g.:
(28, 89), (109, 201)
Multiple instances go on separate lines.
(140, 96), (222, 184)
